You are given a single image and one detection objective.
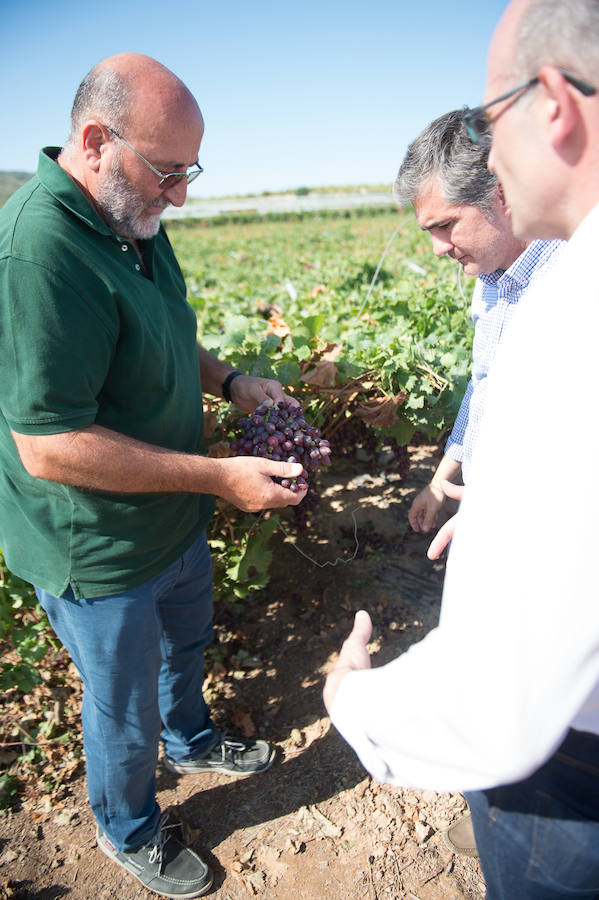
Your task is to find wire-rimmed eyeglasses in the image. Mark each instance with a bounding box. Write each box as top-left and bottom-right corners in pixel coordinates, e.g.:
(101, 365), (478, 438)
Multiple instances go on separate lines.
(462, 68), (596, 147)
(105, 125), (204, 189)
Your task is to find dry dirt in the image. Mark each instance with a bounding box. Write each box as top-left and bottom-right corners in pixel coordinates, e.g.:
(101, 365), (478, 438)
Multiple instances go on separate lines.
(0, 445), (485, 900)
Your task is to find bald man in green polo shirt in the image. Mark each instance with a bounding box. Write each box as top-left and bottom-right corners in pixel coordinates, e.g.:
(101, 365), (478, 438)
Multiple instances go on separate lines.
(0, 53), (305, 898)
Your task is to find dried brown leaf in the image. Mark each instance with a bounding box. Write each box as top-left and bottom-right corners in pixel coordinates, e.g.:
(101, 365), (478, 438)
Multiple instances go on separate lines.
(266, 312), (291, 339)
(202, 409), (219, 440)
(354, 392), (408, 428)
(300, 361), (337, 388)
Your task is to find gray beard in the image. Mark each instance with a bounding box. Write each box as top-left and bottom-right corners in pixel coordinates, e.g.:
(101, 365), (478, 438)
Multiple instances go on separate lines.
(96, 159), (169, 240)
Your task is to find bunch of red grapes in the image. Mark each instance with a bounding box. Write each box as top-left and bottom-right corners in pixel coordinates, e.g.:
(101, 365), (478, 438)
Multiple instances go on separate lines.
(229, 399), (331, 493)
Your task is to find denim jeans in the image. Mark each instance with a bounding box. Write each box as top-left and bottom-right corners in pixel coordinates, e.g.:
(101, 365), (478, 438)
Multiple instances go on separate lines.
(466, 729), (599, 899)
(36, 533), (217, 852)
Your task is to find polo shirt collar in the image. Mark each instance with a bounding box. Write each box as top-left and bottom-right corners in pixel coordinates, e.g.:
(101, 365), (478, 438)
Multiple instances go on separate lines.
(37, 148), (117, 236)
(37, 148), (159, 257)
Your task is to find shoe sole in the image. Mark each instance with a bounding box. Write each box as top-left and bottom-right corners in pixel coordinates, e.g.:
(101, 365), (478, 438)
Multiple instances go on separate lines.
(441, 816), (479, 859)
(97, 831), (214, 899)
(164, 745), (276, 778)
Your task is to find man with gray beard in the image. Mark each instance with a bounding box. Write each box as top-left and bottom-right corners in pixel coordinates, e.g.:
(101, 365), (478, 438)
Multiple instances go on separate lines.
(0, 53), (306, 898)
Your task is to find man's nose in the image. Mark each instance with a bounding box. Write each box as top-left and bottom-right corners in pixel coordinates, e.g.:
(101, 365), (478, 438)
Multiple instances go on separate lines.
(162, 177), (188, 207)
(431, 234), (452, 257)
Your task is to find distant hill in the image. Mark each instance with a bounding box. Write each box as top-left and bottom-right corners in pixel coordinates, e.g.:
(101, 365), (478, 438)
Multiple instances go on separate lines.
(0, 171), (34, 207)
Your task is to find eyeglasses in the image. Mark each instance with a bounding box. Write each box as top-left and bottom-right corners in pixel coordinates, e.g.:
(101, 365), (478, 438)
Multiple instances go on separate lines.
(462, 68), (596, 147)
(105, 125), (203, 189)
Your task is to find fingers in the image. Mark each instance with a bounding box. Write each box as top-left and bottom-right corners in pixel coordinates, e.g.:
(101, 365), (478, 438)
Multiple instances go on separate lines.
(259, 384), (286, 405)
(420, 505), (438, 533)
(408, 495), (438, 533)
(283, 391), (301, 408)
(350, 609), (373, 644)
(440, 479), (464, 501)
(408, 490), (429, 532)
(264, 482), (307, 509)
(337, 609), (373, 673)
(426, 513), (457, 560)
(407, 498), (423, 532)
(278, 461), (304, 479)
(241, 480), (306, 511)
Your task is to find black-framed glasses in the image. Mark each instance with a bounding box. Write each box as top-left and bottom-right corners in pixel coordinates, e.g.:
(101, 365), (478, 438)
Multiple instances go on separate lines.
(105, 125), (204, 189)
(462, 68), (596, 147)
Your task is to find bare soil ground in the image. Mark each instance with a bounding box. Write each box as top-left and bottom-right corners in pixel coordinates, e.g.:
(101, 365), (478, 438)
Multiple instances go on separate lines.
(0, 445), (485, 900)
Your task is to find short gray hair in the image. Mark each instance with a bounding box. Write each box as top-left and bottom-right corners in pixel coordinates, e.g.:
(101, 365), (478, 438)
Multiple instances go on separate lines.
(65, 65), (131, 148)
(393, 109), (497, 214)
(513, 0), (599, 84)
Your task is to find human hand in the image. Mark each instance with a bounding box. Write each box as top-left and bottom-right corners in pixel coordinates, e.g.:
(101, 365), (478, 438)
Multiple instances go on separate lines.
(229, 375), (298, 413)
(427, 513), (456, 559)
(408, 481), (446, 533)
(323, 610), (372, 714)
(215, 455), (307, 512)
(426, 481), (464, 560)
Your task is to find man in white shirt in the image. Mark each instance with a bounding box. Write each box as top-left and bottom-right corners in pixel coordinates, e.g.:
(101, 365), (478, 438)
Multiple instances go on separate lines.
(324, 1), (599, 896)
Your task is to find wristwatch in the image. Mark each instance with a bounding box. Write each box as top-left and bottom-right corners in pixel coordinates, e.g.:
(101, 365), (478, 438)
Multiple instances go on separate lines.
(222, 370), (244, 402)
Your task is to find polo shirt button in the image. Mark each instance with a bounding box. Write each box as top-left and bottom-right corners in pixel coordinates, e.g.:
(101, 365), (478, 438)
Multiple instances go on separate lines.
(121, 244), (128, 251)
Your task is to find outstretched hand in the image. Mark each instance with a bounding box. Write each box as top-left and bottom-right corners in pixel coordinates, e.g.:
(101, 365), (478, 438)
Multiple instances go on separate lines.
(323, 610), (373, 714)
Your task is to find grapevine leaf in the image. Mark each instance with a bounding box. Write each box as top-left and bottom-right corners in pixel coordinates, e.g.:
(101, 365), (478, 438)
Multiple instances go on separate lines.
(0, 662), (41, 693)
(382, 417), (416, 447)
(223, 314), (251, 347)
(275, 359), (302, 386)
(298, 313), (325, 337)
(406, 394), (425, 410)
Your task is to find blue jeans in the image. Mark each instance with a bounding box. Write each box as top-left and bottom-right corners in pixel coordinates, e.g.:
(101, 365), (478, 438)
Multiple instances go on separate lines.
(36, 534), (218, 852)
(466, 729), (599, 899)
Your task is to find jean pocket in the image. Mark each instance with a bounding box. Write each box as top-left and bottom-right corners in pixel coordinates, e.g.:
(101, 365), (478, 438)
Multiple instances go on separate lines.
(525, 790), (599, 894)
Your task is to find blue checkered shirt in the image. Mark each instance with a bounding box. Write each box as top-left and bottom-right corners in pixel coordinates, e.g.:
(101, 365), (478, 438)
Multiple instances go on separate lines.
(445, 239), (564, 481)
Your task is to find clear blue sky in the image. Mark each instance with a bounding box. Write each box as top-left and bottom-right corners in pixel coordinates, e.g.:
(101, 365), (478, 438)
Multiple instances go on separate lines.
(2, 0), (506, 199)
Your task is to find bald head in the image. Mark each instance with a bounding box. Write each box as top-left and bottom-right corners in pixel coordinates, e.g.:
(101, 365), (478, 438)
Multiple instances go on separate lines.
(67, 53), (202, 146)
(489, 0), (599, 92)
(513, 0), (599, 84)
(59, 53), (204, 240)
(485, 0), (599, 240)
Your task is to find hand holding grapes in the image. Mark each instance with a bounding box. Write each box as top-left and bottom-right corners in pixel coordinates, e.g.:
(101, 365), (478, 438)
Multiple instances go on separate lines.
(214, 455), (307, 511)
(227, 374), (297, 414)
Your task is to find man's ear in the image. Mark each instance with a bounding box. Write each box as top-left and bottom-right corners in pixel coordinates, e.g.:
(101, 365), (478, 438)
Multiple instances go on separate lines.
(537, 65), (579, 152)
(495, 180), (511, 216)
(497, 180), (506, 208)
(80, 121), (110, 174)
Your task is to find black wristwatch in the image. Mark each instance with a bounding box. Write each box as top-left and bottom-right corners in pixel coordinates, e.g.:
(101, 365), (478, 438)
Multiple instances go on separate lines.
(222, 370), (244, 402)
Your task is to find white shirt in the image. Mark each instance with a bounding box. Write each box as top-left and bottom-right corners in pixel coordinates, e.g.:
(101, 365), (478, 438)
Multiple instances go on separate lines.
(330, 203), (599, 792)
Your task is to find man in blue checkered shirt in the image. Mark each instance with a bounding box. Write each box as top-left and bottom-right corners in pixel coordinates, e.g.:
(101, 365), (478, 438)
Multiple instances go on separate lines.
(394, 110), (563, 558)
(393, 108), (563, 859)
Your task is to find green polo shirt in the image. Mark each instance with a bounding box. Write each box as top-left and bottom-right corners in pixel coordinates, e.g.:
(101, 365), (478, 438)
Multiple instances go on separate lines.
(0, 148), (215, 598)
